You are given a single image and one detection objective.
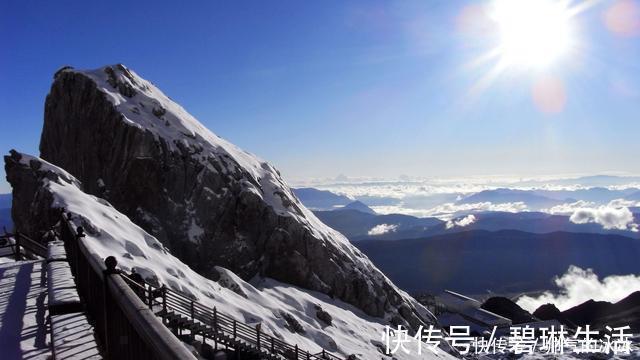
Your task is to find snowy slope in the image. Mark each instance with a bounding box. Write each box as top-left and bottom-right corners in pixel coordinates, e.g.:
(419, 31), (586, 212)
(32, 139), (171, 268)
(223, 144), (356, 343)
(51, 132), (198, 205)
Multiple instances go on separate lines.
(9, 151), (454, 360)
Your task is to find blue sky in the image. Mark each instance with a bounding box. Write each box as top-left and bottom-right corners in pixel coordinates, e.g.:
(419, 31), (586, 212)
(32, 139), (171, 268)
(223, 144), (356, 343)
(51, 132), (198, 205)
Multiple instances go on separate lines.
(2, 0), (640, 193)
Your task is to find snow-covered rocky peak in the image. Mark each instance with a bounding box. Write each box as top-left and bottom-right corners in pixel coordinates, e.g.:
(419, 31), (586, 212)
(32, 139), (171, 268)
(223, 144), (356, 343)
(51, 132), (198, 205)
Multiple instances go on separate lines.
(5, 150), (455, 360)
(64, 64), (311, 221)
(40, 64), (438, 332)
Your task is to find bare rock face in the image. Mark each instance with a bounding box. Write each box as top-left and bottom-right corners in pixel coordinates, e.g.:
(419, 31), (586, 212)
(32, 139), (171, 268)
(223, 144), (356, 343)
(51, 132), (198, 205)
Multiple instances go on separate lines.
(37, 64), (436, 330)
(4, 151), (63, 239)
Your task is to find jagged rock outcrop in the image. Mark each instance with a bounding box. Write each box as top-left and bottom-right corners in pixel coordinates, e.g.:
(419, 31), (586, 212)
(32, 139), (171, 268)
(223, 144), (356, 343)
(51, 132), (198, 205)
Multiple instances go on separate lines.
(532, 303), (577, 329)
(4, 151), (72, 238)
(480, 297), (537, 324)
(36, 64), (437, 330)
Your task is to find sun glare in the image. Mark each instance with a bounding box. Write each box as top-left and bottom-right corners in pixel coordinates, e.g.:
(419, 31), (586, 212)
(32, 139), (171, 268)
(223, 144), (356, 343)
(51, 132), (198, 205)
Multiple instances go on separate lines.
(490, 0), (575, 68)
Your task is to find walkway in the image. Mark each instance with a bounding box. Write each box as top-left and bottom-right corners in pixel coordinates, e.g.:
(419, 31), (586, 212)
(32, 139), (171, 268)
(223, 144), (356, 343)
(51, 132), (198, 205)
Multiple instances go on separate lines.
(0, 260), (51, 360)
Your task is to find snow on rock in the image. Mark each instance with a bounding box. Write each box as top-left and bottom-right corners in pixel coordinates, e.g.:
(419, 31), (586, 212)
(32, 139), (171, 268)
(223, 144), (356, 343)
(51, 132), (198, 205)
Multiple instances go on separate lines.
(62, 64), (338, 238)
(38, 64), (439, 332)
(4, 151), (455, 360)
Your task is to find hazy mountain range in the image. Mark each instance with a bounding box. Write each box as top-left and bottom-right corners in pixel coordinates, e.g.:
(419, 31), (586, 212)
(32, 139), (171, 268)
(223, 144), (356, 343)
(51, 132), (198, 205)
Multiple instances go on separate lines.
(294, 187), (640, 300)
(355, 230), (640, 295)
(311, 203), (640, 241)
(0, 193), (11, 231)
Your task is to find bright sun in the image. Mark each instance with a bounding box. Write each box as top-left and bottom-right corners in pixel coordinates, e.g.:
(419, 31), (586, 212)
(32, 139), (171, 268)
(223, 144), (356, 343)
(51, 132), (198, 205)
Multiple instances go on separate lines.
(490, 0), (575, 68)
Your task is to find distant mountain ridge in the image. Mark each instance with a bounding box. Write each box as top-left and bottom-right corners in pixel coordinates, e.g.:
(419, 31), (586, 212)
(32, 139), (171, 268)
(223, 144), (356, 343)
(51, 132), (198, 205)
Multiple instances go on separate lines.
(337, 200), (376, 214)
(534, 291), (640, 332)
(292, 188), (352, 210)
(317, 209), (640, 242)
(0, 193), (11, 231)
(314, 209), (443, 241)
(458, 188), (573, 210)
(355, 229), (640, 294)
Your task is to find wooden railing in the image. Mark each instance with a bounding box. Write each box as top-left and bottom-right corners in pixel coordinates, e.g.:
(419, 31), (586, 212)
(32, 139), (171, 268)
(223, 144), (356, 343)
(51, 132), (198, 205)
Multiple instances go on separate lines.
(122, 273), (343, 360)
(0, 232), (47, 260)
(59, 212), (344, 360)
(59, 212), (197, 360)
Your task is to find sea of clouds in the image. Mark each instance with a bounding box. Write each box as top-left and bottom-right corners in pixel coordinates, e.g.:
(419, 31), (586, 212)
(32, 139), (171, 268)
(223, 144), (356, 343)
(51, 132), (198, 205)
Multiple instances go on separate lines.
(294, 175), (640, 223)
(293, 175), (640, 313)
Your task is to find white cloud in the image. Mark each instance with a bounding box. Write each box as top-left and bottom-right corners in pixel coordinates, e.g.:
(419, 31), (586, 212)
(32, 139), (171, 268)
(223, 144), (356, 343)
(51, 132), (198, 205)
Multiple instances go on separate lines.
(517, 266), (640, 312)
(293, 175), (640, 199)
(608, 198), (640, 208)
(372, 201), (528, 220)
(367, 223), (398, 236)
(426, 202), (528, 219)
(544, 199), (639, 232)
(446, 214), (477, 229)
(570, 207), (636, 231)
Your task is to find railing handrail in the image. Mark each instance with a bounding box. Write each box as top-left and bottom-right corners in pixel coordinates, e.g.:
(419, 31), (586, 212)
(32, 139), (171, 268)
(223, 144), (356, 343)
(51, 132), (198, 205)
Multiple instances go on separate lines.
(122, 271), (343, 360)
(16, 232), (48, 257)
(107, 272), (197, 360)
(59, 213), (197, 360)
(61, 224), (105, 281)
(61, 211), (342, 360)
(1, 231), (47, 259)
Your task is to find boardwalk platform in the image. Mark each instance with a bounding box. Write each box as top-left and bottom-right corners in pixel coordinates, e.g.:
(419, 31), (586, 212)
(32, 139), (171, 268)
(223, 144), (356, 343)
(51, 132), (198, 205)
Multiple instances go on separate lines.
(0, 260), (51, 360)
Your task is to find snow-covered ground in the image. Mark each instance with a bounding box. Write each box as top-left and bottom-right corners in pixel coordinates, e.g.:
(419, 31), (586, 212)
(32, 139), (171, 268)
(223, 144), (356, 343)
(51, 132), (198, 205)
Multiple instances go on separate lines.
(14, 149), (456, 359)
(0, 260), (51, 360)
(50, 312), (101, 359)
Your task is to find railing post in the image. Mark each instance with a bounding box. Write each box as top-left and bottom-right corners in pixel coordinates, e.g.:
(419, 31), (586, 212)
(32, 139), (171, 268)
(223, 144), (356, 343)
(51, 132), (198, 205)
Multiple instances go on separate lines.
(271, 337), (274, 354)
(213, 307), (218, 332)
(14, 232), (21, 261)
(257, 328), (261, 350)
(190, 301), (195, 320)
(161, 285), (167, 324)
(75, 226), (85, 275)
(147, 284), (153, 309)
(295, 344), (298, 359)
(233, 320), (237, 340)
(306, 350), (310, 360)
(103, 255), (119, 359)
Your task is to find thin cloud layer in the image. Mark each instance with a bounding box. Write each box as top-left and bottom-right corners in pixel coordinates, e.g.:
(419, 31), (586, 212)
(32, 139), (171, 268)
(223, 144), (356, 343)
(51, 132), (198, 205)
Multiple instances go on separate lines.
(544, 200), (595, 214)
(517, 266), (640, 312)
(372, 201), (527, 219)
(367, 223), (398, 236)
